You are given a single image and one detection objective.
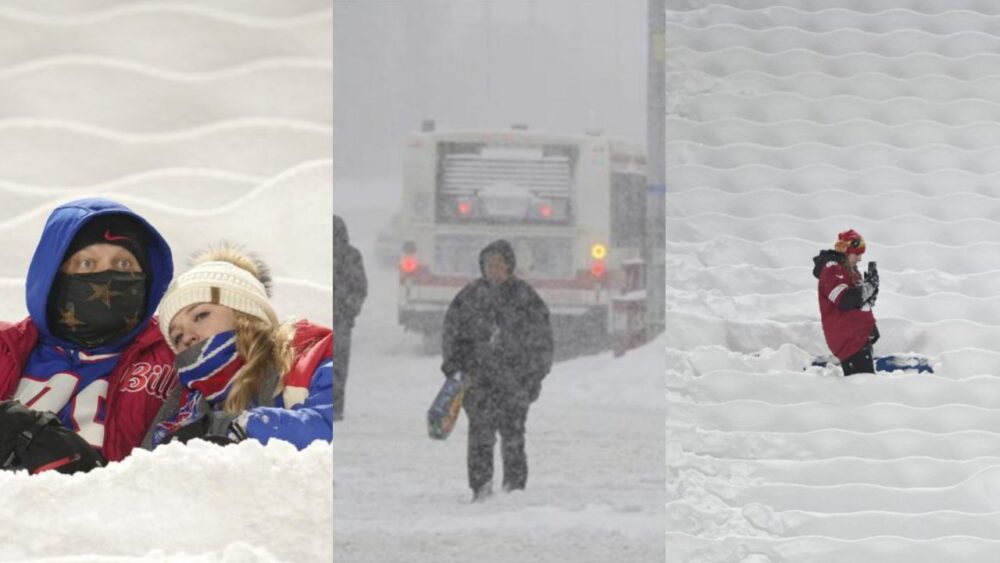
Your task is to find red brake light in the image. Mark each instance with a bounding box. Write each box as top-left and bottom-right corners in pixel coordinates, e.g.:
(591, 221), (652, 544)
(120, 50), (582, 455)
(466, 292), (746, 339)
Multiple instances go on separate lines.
(458, 201), (472, 215)
(590, 260), (606, 278)
(539, 203), (553, 218)
(400, 256), (419, 274)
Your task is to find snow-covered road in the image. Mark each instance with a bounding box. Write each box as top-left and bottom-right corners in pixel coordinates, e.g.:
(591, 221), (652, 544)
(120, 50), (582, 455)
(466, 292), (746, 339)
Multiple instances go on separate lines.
(332, 178), (665, 563)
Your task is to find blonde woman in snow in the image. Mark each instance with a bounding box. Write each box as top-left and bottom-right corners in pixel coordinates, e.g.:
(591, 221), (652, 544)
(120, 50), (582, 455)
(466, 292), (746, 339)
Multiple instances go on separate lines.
(143, 246), (333, 449)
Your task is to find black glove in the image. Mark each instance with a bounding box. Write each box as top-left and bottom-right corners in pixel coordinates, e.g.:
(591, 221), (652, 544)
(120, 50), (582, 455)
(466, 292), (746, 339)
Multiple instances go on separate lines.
(0, 401), (105, 475)
(528, 380), (542, 403)
(864, 265), (879, 306)
(869, 325), (880, 345)
(441, 358), (460, 380)
(860, 280), (878, 306)
(164, 411), (247, 446)
(0, 400), (39, 459)
(864, 264), (879, 287)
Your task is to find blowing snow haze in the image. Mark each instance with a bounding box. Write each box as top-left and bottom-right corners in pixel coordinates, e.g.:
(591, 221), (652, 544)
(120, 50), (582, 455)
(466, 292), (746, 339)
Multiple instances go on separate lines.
(332, 3), (664, 562)
(333, 0), (646, 180)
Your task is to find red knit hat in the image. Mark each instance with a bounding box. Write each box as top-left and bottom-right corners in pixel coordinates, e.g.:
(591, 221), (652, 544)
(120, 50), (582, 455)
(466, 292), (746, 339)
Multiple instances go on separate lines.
(834, 229), (866, 255)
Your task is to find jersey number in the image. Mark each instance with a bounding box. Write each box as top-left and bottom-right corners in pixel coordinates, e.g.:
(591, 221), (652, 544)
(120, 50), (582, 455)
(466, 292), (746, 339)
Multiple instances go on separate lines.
(12, 374), (108, 447)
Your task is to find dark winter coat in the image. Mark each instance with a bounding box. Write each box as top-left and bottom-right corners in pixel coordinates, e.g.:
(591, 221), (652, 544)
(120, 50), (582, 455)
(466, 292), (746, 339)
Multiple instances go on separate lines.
(441, 240), (554, 401)
(333, 215), (367, 328)
(813, 249), (876, 360)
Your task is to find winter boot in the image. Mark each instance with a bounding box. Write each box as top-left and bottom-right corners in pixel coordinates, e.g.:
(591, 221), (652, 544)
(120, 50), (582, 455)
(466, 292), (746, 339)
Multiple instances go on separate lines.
(502, 481), (525, 493)
(472, 479), (493, 503)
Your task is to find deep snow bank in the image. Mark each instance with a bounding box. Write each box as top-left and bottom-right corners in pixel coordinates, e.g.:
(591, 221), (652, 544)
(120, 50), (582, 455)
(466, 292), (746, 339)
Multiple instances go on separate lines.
(2, 440), (332, 562)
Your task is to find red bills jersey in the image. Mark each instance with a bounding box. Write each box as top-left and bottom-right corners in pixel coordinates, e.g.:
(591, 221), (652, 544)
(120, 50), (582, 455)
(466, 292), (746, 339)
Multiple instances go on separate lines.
(0, 318), (176, 462)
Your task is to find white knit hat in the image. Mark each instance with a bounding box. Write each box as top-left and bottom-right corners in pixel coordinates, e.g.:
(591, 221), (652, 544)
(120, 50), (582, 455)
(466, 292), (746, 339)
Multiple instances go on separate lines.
(157, 260), (278, 350)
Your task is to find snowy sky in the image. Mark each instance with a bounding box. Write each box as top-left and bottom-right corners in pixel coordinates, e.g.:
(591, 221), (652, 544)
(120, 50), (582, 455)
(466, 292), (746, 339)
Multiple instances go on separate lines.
(333, 0), (647, 181)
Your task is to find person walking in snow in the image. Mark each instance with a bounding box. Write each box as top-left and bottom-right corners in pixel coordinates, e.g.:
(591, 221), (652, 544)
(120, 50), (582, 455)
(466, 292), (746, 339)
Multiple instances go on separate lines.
(0, 198), (176, 474)
(332, 215), (366, 421)
(812, 229), (880, 376)
(144, 245), (333, 450)
(441, 239), (553, 502)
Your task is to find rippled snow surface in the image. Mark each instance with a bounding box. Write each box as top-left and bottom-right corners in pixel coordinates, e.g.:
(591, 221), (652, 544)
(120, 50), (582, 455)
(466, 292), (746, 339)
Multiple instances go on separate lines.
(666, 1), (1000, 561)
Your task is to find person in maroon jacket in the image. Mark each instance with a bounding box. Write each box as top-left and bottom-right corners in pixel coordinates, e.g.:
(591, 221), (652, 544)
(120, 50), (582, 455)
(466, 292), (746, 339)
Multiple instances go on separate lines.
(0, 198), (175, 474)
(812, 229), (880, 376)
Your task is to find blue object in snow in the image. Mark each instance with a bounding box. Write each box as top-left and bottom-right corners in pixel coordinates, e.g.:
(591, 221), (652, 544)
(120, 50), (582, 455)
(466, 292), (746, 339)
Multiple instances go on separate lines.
(809, 353), (933, 374)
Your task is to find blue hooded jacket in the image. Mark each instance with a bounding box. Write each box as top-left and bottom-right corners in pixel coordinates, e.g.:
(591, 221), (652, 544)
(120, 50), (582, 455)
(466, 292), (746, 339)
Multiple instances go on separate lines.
(27, 198), (173, 352)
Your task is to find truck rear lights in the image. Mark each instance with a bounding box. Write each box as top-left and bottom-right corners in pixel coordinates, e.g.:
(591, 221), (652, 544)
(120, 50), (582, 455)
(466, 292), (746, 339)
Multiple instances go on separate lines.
(457, 201), (472, 215)
(590, 260), (606, 278)
(400, 256), (419, 274)
(539, 203), (553, 218)
(591, 243), (607, 260)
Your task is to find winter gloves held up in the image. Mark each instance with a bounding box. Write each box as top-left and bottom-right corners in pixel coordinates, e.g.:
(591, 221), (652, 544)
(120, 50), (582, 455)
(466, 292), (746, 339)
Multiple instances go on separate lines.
(860, 279), (878, 305)
(836, 265), (880, 311)
(0, 400), (105, 475)
(863, 262), (880, 306)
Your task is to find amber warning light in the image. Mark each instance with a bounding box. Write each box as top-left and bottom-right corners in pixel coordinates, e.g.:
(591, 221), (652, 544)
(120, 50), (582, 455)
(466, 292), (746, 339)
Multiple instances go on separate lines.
(591, 244), (607, 260)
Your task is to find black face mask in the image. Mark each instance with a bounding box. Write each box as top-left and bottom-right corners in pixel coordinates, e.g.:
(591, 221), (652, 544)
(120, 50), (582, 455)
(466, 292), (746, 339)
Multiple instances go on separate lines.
(47, 271), (147, 349)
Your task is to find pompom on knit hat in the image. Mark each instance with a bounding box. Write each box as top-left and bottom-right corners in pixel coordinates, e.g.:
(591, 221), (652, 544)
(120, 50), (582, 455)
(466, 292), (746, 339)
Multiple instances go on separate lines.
(157, 250), (278, 351)
(834, 229), (866, 256)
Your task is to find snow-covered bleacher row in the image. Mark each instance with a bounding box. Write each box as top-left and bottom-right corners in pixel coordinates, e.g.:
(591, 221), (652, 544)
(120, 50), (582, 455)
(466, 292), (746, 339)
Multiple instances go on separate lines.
(665, 2), (1000, 561)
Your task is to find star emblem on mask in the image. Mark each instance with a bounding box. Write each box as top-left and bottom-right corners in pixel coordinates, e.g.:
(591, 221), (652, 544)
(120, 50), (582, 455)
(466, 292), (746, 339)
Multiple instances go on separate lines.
(123, 312), (140, 331)
(58, 304), (86, 331)
(87, 281), (121, 308)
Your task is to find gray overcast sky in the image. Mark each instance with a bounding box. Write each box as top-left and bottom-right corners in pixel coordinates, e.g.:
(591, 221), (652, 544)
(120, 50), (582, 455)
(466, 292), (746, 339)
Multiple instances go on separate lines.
(334, 0), (647, 180)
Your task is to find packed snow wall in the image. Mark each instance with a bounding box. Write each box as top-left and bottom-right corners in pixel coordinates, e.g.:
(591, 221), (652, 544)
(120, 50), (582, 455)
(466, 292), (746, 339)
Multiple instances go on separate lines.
(665, 2), (1000, 561)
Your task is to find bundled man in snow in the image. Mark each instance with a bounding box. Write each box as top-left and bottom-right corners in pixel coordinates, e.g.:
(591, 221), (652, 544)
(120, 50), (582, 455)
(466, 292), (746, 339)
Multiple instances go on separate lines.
(0, 198), (175, 474)
(813, 229), (880, 376)
(441, 239), (553, 501)
(332, 215), (366, 421)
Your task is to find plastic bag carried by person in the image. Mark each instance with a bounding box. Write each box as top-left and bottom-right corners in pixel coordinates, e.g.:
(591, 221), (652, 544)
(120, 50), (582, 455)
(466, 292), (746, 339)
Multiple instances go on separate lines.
(428, 375), (465, 440)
